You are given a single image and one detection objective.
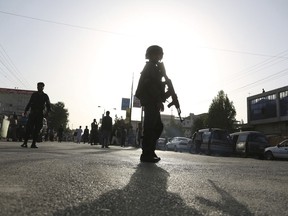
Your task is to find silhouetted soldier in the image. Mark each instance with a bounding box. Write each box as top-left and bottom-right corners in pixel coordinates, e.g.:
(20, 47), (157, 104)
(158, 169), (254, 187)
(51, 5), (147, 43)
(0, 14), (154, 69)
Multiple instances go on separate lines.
(135, 45), (166, 163)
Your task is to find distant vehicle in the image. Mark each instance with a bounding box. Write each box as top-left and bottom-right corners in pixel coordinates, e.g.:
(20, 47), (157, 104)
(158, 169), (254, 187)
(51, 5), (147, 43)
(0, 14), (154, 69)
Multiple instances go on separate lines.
(156, 138), (167, 150)
(230, 131), (270, 157)
(165, 137), (192, 152)
(192, 128), (233, 155)
(264, 139), (288, 160)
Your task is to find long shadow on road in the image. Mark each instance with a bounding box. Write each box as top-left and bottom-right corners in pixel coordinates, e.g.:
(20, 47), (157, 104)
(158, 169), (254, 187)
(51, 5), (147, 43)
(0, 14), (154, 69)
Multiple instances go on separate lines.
(53, 162), (253, 216)
(53, 163), (201, 216)
(195, 179), (253, 216)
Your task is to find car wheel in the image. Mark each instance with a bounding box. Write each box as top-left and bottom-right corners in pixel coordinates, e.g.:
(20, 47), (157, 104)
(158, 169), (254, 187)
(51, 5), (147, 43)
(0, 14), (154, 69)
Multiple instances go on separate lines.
(265, 151), (274, 160)
(174, 146), (177, 152)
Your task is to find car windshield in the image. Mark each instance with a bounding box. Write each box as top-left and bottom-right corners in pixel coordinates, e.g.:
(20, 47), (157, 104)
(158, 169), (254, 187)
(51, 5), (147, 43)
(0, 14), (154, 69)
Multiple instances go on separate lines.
(279, 140), (288, 147)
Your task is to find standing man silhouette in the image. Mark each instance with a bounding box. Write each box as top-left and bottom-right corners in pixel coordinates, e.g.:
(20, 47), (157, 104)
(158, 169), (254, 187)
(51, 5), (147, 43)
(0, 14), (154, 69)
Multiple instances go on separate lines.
(21, 82), (51, 148)
(135, 45), (166, 163)
(90, 119), (99, 145)
(101, 111), (112, 148)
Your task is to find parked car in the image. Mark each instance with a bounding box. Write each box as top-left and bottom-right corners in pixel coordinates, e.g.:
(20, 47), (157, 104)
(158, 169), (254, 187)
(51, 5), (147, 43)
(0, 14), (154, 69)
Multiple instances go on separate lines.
(156, 138), (167, 150)
(264, 139), (288, 160)
(165, 137), (192, 152)
(230, 131), (270, 157)
(192, 128), (233, 155)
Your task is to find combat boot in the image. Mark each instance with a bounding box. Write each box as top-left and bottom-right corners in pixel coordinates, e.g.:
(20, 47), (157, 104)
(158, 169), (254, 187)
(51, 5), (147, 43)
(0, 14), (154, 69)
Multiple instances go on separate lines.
(21, 143), (27, 148)
(31, 141), (38, 148)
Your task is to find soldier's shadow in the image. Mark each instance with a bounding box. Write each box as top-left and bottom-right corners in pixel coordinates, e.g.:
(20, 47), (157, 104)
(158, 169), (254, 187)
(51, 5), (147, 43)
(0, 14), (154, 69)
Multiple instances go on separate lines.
(195, 179), (253, 216)
(53, 163), (200, 216)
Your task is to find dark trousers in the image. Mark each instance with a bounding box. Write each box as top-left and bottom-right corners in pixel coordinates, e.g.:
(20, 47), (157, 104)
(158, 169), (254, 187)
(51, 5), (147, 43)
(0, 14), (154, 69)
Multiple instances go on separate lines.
(142, 104), (163, 156)
(24, 113), (43, 144)
(102, 130), (111, 147)
(90, 130), (98, 144)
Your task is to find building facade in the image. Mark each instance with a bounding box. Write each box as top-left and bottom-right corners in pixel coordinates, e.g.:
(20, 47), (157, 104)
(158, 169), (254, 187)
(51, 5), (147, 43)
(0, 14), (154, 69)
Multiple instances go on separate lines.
(0, 88), (35, 138)
(160, 113), (199, 138)
(0, 88), (34, 116)
(247, 85), (288, 137)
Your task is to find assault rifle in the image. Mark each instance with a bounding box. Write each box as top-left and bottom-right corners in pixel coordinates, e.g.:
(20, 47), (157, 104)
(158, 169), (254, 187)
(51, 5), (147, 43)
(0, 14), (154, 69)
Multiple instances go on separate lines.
(158, 62), (184, 122)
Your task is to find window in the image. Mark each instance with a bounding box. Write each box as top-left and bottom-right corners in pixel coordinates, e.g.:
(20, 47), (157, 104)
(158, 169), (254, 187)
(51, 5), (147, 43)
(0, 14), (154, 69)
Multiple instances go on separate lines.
(238, 134), (248, 143)
(249, 134), (268, 143)
(249, 94), (277, 120)
(282, 140), (288, 147)
(202, 132), (211, 143)
(280, 90), (288, 117)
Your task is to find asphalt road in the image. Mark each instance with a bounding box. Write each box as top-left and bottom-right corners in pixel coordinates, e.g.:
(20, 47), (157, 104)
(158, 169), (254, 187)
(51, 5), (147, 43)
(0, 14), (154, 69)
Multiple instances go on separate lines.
(0, 141), (287, 216)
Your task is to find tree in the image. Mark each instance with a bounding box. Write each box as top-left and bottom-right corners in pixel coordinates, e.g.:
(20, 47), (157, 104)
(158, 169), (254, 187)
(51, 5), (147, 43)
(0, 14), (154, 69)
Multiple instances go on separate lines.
(47, 102), (69, 130)
(191, 113), (208, 134)
(207, 90), (236, 132)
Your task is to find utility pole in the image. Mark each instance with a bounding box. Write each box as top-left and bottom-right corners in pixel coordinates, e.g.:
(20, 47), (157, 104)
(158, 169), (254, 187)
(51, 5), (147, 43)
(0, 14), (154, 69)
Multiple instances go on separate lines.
(129, 73), (134, 125)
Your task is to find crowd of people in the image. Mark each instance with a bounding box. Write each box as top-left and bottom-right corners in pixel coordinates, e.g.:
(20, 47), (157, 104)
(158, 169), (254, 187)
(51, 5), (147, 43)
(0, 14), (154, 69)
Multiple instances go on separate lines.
(73, 111), (136, 148)
(4, 112), (28, 142)
(3, 110), (138, 148)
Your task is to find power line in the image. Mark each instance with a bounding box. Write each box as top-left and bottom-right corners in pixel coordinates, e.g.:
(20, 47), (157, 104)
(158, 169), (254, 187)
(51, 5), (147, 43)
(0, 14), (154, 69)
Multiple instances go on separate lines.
(229, 68), (288, 93)
(0, 63), (15, 84)
(0, 43), (31, 89)
(0, 10), (128, 36)
(224, 49), (288, 87)
(202, 46), (288, 59)
(201, 47), (288, 96)
(1, 10), (287, 96)
(2, 10), (287, 60)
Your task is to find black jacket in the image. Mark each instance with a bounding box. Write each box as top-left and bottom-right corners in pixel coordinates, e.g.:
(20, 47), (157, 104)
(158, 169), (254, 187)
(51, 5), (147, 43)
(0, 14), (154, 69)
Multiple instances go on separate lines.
(25, 91), (51, 114)
(101, 116), (112, 131)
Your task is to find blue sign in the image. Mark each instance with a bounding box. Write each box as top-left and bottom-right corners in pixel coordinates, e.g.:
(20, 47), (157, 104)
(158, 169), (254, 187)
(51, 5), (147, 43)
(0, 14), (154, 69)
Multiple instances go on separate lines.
(121, 98), (130, 110)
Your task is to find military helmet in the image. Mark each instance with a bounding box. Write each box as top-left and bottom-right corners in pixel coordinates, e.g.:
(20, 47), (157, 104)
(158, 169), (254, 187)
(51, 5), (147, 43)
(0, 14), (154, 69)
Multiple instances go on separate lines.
(145, 45), (163, 59)
(37, 82), (45, 87)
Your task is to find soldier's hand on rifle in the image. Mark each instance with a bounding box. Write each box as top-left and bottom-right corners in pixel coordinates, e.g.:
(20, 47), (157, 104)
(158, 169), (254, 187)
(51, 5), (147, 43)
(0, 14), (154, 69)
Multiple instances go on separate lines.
(157, 102), (164, 112)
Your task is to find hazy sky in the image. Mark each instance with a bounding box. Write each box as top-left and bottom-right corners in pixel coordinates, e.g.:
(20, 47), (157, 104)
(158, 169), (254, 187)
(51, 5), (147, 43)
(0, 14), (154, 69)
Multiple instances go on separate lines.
(1, 0), (288, 129)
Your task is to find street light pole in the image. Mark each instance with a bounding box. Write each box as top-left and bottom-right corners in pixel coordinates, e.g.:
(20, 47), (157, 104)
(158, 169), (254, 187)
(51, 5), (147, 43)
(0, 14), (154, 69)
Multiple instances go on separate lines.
(97, 106), (105, 124)
(129, 73), (134, 125)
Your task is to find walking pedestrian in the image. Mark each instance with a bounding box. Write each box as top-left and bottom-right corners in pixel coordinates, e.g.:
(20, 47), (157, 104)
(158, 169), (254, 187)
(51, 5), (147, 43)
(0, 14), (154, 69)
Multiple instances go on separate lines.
(21, 82), (51, 148)
(120, 126), (126, 147)
(136, 122), (142, 147)
(76, 126), (83, 144)
(90, 119), (99, 145)
(101, 111), (112, 148)
(135, 45), (166, 162)
(18, 113), (28, 142)
(83, 126), (89, 143)
(9, 112), (18, 141)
